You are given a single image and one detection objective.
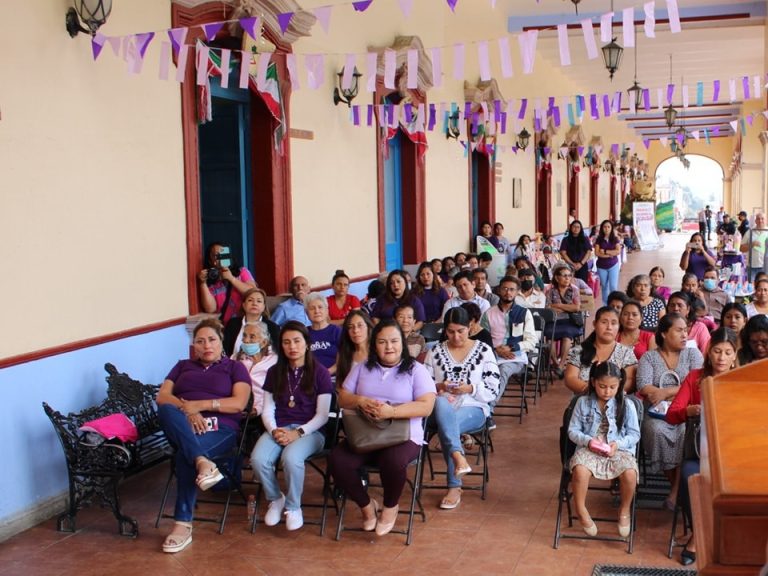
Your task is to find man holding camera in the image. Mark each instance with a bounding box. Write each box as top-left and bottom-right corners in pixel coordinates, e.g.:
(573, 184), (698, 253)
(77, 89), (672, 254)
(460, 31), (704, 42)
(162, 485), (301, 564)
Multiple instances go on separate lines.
(197, 243), (257, 323)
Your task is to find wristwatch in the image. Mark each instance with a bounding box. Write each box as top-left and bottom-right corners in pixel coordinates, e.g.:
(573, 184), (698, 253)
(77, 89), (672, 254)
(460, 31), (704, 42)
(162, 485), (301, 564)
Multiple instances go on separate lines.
(297, 427), (306, 437)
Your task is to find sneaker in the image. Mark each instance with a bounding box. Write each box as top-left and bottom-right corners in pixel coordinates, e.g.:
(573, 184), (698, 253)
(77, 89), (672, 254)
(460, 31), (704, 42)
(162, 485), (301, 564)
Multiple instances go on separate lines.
(284, 509), (304, 531)
(264, 494), (285, 526)
(486, 417), (497, 431)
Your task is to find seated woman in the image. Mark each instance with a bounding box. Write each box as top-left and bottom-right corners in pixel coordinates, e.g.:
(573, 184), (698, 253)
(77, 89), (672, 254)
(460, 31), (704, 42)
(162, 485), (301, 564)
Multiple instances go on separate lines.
(326, 270), (361, 326)
(546, 263), (584, 378)
(335, 310), (374, 386)
(232, 321), (278, 415)
(679, 232), (716, 280)
(606, 291), (629, 314)
(568, 362), (640, 538)
(627, 274), (666, 333)
(305, 293), (342, 375)
(251, 321), (333, 531)
(156, 319), (251, 553)
(666, 328), (737, 566)
(650, 266), (672, 303)
(680, 273), (703, 301)
(371, 270), (426, 330)
(720, 302), (747, 353)
(637, 313), (704, 508)
(564, 306), (638, 395)
(425, 307), (499, 510)
(223, 287), (280, 357)
(510, 234), (533, 263)
(745, 278), (768, 318)
(617, 300), (656, 362)
(666, 291), (711, 352)
(197, 242), (257, 324)
(737, 314), (768, 366)
(440, 256), (458, 285)
(430, 258), (444, 281)
(361, 279), (386, 317)
(413, 261), (450, 323)
(329, 321), (436, 536)
(394, 304), (427, 362)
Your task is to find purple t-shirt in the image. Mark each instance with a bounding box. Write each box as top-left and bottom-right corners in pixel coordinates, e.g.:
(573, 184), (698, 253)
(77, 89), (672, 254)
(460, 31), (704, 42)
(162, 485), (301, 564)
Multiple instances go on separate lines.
(371, 295), (426, 323)
(165, 357), (250, 431)
(308, 324), (342, 369)
(686, 249), (715, 280)
(263, 363), (333, 428)
(342, 361), (436, 445)
(416, 288), (450, 323)
(594, 237), (620, 269)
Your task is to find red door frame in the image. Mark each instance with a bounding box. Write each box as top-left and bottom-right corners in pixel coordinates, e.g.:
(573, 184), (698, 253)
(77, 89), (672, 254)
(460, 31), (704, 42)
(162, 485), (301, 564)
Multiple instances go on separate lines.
(567, 162), (579, 221)
(589, 170), (599, 227)
(172, 2), (294, 306)
(536, 162), (552, 235)
(468, 148), (496, 239)
(609, 175), (617, 220)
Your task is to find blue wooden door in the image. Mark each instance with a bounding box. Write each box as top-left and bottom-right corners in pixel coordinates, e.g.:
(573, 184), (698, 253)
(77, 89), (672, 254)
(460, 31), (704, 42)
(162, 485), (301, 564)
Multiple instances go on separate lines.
(198, 84), (254, 271)
(383, 131), (403, 271)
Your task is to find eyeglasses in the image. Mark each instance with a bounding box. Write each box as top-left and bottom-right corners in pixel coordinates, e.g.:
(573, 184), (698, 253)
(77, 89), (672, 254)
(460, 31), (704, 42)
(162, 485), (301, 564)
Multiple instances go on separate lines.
(557, 273), (572, 278)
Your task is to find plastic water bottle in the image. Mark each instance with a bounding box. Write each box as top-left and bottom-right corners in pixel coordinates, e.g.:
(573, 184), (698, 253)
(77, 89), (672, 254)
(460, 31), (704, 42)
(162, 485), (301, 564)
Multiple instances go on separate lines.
(247, 494), (256, 522)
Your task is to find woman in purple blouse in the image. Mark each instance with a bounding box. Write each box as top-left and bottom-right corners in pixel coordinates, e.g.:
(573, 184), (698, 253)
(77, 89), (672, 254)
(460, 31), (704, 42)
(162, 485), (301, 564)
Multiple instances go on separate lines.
(679, 232), (716, 280)
(593, 220), (623, 306)
(413, 261), (450, 323)
(329, 320), (436, 536)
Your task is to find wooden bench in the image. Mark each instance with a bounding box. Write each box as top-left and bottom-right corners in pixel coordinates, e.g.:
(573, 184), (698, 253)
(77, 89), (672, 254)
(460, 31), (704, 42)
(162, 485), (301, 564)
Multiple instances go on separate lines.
(43, 363), (170, 537)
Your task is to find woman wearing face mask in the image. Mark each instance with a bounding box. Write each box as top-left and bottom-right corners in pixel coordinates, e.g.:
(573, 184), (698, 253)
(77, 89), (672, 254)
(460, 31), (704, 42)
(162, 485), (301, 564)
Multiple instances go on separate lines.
(679, 233), (716, 280)
(627, 274), (666, 333)
(223, 288), (280, 357)
(232, 321), (278, 415)
(745, 278), (768, 318)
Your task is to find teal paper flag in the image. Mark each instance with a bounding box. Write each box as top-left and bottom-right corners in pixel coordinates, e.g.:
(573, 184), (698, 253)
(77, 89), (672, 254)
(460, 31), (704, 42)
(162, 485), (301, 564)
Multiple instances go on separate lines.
(696, 82), (703, 106)
(567, 103), (575, 126)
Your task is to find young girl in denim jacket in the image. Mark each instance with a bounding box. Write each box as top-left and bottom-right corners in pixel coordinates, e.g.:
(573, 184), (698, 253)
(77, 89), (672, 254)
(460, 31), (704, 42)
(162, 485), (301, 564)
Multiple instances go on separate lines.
(568, 362), (640, 538)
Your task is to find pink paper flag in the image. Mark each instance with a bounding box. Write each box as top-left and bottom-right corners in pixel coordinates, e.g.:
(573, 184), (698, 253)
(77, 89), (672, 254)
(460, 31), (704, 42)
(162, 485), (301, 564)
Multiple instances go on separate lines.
(754, 76), (761, 99)
(666, 0), (681, 33)
(407, 49), (418, 89)
(729, 120), (738, 133)
(557, 24), (571, 66)
(314, 6), (331, 33)
(175, 45), (189, 82)
(623, 8), (635, 47)
(91, 33), (106, 60)
(135, 32), (155, 58)
(352, 0), (373, 12)
(239, 51), (249, 88)
(398, 0), (414, 18)
(277, 13), (293, 35)
(659, 136), (668, 147)
(600, 12), (614, 44)
(498, 37), (513, 77)
(240, 17), (260, 41)
(446, 0), (458, 12)
(643, 2), (655, 38)
(682, 85), (689, 108)
(257, 52), (271, 90)
(366, 52), (377, 92)
(580, 19), (598, 60)
(430, 47), (443, 87)
(477, 41), (491, 81)
(196, 46), (210, 86)
(168, 27), (188, 55)
(691, 130), (700, 141)
(201, 22), (224, 42)
(107, 36), (121, 56)
(219, 49), (231, 88)
(158, 41), (171, 80)
(628, 90), (636, 112)
(127, 39), (145, 75)
(286, 53), (300, 89)
(518, 30), (538, 74)
(342, 54), (356, 90)
(305, 54), (324, 89)
(384, 50), (396, 89)
(121, 36), (130, 61)
(656, 88), (664, 110)
(453, 43), (465, 80)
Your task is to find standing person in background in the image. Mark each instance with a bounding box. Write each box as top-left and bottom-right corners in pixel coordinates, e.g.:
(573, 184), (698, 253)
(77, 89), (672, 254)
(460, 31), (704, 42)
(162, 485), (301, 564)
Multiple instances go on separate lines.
(477, 221), (500, 252)
(560, 220), (593, 283)
(704, 205), (713, 242)
(716, 206), (725, 227)
(593, 220), (623, 306)
(737, 210), (750, 238)
(494, 222), (510, 254)
(697, 208), (707, 239)
(741, 212), (768, 280)
(680, 233), (716, 280)
(198, 242), (257, 324)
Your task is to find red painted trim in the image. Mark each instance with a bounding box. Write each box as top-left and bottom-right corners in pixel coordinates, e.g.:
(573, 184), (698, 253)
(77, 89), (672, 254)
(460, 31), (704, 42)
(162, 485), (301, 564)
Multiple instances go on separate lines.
(0, 318), (186, 369)
(567, 161), (579, 218)
(172, 2), (294, 300)
(590, 171), (599, 226)
(536, 164), (552, 235)
(609, 175), (618, 220)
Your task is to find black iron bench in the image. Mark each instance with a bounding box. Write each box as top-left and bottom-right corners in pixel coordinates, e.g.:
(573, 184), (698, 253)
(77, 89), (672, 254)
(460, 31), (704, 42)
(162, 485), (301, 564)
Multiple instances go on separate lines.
(42, 363), (170, 537)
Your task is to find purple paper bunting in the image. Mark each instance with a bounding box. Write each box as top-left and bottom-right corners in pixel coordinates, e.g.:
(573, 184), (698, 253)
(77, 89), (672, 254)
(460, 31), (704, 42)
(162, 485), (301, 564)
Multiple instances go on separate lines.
(500, 112), (507, 134)
(277, 12), (294, 35)
(611, 143), (619, 155)
(135, 32), (155, 58)
(353, 0), (373, 12)
(91, 33), (106, 60)
(428, 104), (436, 131)
(743, 76), (750, 100)
(367, 105), (373, 126)
(175, 45), (189, 83)
(713, 127), (721, 137)
(494, 100), (501, 122)
(553, 106), (561, 127)
(603, 94), (611, 117)
(404, 103), (413, 123)
(747, 114), (754, 126)
(353, 105), (360, 125)
(464, 101), (472, 119)
(590, 94), (599, 119)
(577, 146), (585, 156)
(534, 117), (541, 132)
(158, 41), (171, 81)
(713, 80), (720, 102)
(314, 6), (331, 33)
(446, 0), (458, 12)
(107, 36), (120, 56)
(240, 17), (260, 41)
(518, 98), (527, 120)
(666, 83), (674, 105)
(201, 22), (224, 42)
(642, 139), (650, 149)
(168, 28), (187, 55)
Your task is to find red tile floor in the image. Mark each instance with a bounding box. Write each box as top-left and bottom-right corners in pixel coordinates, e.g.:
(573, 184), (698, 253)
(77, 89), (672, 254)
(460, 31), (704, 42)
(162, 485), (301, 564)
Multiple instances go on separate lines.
(0, 234), (694, 576)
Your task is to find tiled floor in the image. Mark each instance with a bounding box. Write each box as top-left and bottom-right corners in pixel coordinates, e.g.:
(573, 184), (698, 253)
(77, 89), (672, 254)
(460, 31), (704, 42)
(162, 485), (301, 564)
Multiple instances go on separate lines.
(0, 234), (693, 576)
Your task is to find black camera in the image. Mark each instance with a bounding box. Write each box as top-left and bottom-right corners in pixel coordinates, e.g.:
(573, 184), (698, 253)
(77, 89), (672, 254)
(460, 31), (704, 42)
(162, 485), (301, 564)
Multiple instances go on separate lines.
(206, 267), (220, 283)
(205, 247), (232, 285)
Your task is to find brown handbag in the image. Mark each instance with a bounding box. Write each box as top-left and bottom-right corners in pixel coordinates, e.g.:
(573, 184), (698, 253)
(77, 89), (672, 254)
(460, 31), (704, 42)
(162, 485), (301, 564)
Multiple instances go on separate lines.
(341, 407), (410, 454)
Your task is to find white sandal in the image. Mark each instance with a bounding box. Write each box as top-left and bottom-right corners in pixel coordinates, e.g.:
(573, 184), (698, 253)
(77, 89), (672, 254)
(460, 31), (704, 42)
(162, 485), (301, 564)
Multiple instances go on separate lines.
(162, 522), (192, 553)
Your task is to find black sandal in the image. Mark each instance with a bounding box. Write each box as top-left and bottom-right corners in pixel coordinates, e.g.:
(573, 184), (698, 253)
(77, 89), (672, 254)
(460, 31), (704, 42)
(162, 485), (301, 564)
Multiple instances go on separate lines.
(680, 537), (696, 566)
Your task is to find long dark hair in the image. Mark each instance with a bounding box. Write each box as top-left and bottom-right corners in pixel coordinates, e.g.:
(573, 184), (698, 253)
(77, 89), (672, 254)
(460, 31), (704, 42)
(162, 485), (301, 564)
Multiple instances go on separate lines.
(720, 302), (747, 327)
(588, 362), (627, 430)
(365, 320), (415, 374)
(740, 314), (768, 364)
(702, 328), (737, 376)
(565, 219), (591, 251)
(597, 219), (619, 244)
(667, 291), (697, 324)
(380, 269), (415, 308)
(413, 261), (439, 296)
(655, 312), (686, 348)
(580, 307), (619, 365)
(272, 321), (317, 399)
(336, 310), (373, 385)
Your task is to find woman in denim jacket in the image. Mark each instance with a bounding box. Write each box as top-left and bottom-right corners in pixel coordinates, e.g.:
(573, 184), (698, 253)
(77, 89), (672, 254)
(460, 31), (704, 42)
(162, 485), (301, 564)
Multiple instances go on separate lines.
(568, 362), (640, 538)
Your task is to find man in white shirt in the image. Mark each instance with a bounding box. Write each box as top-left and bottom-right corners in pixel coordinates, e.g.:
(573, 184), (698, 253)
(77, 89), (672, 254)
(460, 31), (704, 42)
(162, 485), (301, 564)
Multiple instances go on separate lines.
(514, 268), (546, 308)
(442, 270), (491, 318)
(480, 276), (538, 405)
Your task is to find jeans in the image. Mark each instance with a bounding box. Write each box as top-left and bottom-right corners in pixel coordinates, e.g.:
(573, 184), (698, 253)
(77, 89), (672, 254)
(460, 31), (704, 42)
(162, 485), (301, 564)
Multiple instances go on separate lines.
(433, 396), (486, 488)
(157, 404), (238, 522)
(597, 262), (621, 305)
(491, 361), (525, 409)
(250, 425), (324, 511)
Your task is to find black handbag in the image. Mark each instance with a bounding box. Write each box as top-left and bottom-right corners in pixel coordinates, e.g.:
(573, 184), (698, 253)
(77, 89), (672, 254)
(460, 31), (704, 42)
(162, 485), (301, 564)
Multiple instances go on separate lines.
(682, 416), (701, 461)
(341, 407), (410, 454)
(568, 312), (585, 327)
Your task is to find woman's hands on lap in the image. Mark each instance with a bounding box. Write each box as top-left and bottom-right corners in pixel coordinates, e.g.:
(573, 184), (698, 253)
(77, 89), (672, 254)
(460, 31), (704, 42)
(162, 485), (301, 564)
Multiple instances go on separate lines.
(272, 428), (301, 446)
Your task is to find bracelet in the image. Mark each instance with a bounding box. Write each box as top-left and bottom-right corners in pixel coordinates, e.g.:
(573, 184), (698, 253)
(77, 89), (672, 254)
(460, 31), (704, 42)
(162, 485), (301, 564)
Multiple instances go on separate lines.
(212, 399), (220, 411)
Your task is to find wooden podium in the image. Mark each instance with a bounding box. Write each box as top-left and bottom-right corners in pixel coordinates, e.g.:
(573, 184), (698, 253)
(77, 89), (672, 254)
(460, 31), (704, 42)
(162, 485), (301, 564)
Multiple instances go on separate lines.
(690, 360), (768, 575)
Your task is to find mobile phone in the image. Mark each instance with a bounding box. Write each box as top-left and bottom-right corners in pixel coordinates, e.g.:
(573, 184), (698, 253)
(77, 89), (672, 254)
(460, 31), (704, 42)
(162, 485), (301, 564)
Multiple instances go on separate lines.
(686, 242), (697, 250)
(204, 416), (219, 432)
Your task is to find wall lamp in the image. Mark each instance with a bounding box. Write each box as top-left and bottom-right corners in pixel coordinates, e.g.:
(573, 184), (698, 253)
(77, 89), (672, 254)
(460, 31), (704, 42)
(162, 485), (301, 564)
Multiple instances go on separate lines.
(333, 67), (362, 107)
(516, 127), (531, 151)
(66, 0), (113, 37)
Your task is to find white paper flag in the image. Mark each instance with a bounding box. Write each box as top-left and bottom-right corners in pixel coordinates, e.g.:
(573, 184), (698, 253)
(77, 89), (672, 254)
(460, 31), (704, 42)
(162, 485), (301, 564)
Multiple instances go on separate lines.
(498, 37), (514, 77)
(644, 2), (656, 38)
(581, 19), (598, 60)
(600, 12), (614, 44)
(623, 8), (635, 47)
(557, 24), (571, 66)
(366, 52), (377, 92)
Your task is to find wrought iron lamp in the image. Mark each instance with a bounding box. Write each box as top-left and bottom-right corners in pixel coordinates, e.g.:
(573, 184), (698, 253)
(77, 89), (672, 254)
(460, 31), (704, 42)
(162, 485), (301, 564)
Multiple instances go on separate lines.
(516, 127), (531, 151)
(333, 67), (362, 107)
(66, 0), (112, 37)
(602, 38), (624, 81)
